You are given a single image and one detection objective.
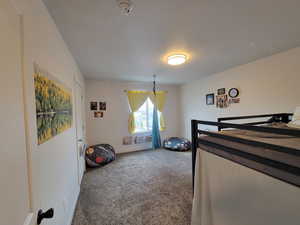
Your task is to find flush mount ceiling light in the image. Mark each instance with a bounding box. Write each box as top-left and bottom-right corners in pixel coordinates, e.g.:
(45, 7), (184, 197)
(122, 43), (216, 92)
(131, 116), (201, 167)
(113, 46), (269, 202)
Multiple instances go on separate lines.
(167, 54), (187, 66)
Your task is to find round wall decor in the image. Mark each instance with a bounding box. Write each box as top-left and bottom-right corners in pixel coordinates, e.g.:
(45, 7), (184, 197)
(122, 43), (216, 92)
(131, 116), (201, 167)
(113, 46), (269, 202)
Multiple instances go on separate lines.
(229, 88), (239, 98)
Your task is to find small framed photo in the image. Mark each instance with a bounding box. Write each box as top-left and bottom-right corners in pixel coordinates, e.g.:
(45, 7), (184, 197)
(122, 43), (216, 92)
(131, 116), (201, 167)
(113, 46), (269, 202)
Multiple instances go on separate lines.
(90, 101), (98, 110)
(216, 94), (229, 108)
(229, 98), (240, 104)
(94, 111), (103, 118)
(206, 93), (215, 105)
(99, 102), (106, 111)
(217, 88), (226, 95)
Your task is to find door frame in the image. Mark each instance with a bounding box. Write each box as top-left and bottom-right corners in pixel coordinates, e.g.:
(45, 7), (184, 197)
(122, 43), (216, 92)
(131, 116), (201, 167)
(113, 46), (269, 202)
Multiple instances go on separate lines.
(74, 76), (86, 185)
(20, 13), (35, 225)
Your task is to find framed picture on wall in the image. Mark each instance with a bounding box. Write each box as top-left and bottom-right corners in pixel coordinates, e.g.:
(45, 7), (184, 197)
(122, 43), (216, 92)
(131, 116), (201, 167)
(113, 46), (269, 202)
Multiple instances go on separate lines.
(99, 102), (106, 111)
(94, 111), (103, 118)
(217, 88), (226, 95)
(216, 94), (229, 108)
(206, 93), (215, 105)
(229, 98), (240, 104)
(228, 88), (239, 98)
(34, 64), (72, 145)
(90, 101), (98, 110)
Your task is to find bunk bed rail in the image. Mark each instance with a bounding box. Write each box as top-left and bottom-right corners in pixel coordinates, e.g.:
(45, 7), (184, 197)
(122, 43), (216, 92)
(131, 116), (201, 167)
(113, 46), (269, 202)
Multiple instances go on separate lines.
(191, 113), (300, 190)
(217, 113), (293, 131)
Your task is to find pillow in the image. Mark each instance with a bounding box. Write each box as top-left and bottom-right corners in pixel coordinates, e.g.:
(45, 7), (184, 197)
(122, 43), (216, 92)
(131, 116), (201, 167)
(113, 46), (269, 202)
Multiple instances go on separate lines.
(292, 106), (300, 120)
(288, 120), (300, 129)
(287, 107), (300, 129)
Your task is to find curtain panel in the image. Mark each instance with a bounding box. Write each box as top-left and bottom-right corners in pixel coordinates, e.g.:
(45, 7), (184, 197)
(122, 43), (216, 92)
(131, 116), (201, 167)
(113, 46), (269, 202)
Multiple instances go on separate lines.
(149, 91), (167, 131)
(126, 91), (149, 134)
(126, 90), (167, 134)
(152, 105), (161, 149)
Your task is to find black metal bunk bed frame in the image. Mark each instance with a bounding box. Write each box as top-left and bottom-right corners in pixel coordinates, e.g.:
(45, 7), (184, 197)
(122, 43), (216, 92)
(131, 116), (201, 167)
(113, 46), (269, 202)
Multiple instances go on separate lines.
(191, 113), (300, 189)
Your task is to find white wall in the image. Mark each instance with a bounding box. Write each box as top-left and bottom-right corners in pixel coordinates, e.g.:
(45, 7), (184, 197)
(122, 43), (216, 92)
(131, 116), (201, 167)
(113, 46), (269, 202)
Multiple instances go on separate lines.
(85, 80), (181, 154)
(180, 47), (300, 138)
(0, 1), (30, 224)
(12, 0), (85, 224)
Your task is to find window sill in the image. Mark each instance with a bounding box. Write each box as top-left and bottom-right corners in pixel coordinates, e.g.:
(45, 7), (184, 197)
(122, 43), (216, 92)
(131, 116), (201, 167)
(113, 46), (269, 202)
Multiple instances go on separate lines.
(134, 131), (152, 135)
(133, 130), (165, 135)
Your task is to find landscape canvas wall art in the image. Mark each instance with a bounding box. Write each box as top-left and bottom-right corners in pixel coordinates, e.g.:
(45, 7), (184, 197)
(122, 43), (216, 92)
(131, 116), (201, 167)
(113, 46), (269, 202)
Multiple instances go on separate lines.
(34, 65), (72, 145)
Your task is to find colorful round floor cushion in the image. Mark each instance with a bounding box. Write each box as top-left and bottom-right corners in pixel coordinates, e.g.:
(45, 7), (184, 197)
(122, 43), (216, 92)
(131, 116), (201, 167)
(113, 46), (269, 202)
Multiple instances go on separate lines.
(85, 144), (116, 167)
(163, 137), (191, 151)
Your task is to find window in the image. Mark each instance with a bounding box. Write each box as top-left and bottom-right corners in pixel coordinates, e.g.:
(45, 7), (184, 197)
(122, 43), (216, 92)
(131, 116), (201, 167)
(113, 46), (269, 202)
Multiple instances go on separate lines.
(134, 98), (160, 133)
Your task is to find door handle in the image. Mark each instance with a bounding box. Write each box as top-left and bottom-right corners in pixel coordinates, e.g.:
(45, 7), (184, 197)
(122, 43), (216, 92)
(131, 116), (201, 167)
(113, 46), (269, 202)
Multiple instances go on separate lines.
(37, 208), (54, 224)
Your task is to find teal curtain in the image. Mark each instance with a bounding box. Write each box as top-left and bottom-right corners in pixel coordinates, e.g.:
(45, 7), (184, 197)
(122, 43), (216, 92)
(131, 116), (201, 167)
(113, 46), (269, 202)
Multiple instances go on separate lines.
(152, 106), (161, 149)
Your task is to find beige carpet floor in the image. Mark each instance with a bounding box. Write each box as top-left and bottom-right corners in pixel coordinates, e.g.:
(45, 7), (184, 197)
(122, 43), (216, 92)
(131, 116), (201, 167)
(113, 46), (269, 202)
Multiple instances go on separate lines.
(72, 149), (193, 225)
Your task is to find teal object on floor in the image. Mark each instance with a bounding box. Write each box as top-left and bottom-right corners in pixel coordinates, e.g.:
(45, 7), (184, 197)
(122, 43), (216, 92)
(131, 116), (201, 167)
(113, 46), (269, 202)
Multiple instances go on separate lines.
(152, 106), (161, 149)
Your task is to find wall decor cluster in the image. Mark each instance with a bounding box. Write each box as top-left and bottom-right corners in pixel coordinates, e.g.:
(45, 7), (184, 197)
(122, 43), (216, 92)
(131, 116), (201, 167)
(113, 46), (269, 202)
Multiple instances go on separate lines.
(34, 64), (72, 145)
(206, 88), (240, 108)
(90, 101), (106, 118)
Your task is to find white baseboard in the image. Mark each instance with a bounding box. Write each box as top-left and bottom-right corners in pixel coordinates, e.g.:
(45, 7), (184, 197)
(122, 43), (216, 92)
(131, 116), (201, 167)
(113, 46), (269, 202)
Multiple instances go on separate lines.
(118, 147), (153, 155)
(23, 213), (34, 225)
(118, 142), (152, 154)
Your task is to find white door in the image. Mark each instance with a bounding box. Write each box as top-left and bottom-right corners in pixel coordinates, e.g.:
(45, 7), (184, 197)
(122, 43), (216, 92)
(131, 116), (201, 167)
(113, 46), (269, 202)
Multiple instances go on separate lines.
(0, 1), (34, 225)
(75, 81), (85, 184)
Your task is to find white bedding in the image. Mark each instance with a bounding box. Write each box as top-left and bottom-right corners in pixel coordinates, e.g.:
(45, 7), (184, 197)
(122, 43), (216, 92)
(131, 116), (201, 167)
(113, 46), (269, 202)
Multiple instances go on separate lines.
(191, 149), (300, 225)
(288, 120), (300, 128)
(288, 106), (300, 128)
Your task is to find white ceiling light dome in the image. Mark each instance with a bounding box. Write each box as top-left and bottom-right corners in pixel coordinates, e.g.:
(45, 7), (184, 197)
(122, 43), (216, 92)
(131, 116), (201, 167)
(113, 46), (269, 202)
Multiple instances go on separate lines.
(167, 54), (187, 66)
(117, 0), (133, 15)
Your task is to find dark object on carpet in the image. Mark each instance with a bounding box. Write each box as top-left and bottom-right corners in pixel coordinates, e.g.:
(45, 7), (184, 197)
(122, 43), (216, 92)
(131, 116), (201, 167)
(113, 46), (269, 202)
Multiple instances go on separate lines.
(163, 137), (191, 151)
(85, 144), (116, 167)
(72, 149), (192, 225)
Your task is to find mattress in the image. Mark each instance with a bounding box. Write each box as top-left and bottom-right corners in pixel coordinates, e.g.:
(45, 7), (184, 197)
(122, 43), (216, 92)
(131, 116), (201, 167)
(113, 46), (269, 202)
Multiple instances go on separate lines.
(198, 123), (300, 187)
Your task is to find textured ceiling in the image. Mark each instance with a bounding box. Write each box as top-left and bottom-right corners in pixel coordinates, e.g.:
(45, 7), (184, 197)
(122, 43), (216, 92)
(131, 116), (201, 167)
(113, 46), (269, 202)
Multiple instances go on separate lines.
(43, 0), (300, 84)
